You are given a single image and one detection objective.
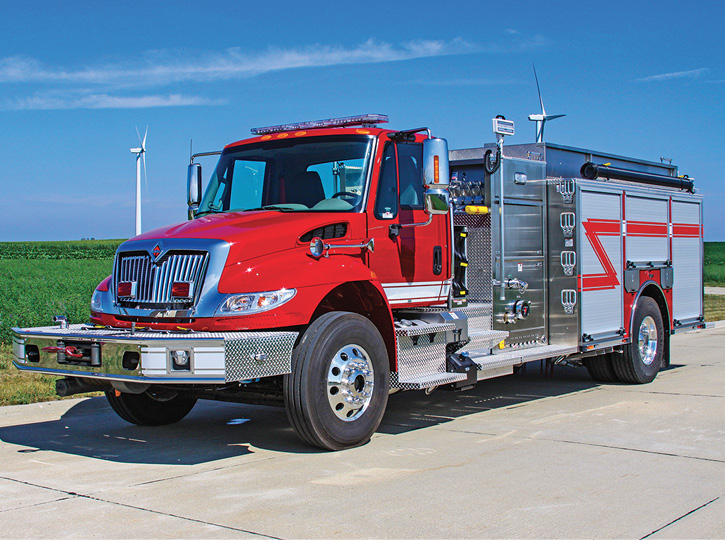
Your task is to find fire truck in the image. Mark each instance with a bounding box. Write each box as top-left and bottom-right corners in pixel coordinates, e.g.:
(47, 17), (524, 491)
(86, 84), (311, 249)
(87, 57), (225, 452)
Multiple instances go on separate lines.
(12, 114), (705, 450)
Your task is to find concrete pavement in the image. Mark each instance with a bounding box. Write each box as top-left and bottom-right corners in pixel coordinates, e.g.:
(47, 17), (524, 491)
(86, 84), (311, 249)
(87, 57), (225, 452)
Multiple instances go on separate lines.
(0, 325), (723, 539)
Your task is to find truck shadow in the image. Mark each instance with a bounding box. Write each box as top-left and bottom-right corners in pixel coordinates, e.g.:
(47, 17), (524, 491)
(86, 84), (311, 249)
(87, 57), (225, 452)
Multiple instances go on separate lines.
(0, 363), (682, 464)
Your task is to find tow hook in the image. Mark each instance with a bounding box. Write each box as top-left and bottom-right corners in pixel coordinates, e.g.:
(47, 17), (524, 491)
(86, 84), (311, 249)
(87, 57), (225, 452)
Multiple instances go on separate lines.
(42, 345), (84, 358)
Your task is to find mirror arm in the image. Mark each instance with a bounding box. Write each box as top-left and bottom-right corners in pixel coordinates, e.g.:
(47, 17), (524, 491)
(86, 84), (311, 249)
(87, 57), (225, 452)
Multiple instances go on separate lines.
(190, 150), (222, 164)
(389, 214), (433, 238)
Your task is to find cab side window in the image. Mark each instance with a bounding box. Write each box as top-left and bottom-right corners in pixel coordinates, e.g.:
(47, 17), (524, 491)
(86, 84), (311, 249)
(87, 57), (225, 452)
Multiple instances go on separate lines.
(398, 142), (424, 209)
(374, 142), (398, 219)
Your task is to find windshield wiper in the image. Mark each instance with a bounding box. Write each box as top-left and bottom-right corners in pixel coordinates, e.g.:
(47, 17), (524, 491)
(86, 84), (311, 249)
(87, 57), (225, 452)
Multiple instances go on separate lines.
(194, 209), (220, 217)
(245, 205), (292, 212)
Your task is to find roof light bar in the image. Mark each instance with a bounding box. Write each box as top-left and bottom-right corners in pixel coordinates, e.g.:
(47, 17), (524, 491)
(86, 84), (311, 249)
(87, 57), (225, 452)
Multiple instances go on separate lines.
(251, 114), (389, 135)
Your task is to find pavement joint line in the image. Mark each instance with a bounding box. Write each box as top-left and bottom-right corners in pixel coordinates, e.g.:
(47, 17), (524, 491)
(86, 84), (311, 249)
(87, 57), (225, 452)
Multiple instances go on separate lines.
(426, 429), (725, 463)
(639, 496), (721, 539)
(0, 496), (73, 514)
(0, 475), (285, 540)
(637, 391), (723, 398)
(533, 438), (725, 464)
(130, 455), (278, 488)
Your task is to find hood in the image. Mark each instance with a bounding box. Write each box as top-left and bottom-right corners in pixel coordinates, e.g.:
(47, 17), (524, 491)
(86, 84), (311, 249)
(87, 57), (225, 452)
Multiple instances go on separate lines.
(130, 210), (364, 264)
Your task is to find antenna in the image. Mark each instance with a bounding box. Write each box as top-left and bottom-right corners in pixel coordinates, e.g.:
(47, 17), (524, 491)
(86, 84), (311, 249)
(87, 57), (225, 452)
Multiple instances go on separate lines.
(527, 65), (565, 143)
(130, 126), (148, 236)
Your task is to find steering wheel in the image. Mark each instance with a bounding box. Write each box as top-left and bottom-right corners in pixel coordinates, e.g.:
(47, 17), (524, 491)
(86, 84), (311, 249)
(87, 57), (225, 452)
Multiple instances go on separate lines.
(331, 191), (361, 204)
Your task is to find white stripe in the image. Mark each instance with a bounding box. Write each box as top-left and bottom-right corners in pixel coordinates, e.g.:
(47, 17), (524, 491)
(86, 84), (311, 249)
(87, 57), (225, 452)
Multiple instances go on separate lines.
(382, 283), (445, 302)
(388, 296), (447, 305)
(382, 280), (447, 288)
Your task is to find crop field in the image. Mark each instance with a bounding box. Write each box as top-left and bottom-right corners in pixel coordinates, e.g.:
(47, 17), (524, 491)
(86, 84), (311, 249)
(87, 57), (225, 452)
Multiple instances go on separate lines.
(0, 240), (122, 404)
(704, 242), (725, 286)
(0, 240), (723, 405)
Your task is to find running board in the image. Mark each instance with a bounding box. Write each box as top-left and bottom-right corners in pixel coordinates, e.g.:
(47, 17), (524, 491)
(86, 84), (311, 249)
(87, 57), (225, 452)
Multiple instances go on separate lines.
(390, 371), (467, 390)
(470, 344), (579, 375)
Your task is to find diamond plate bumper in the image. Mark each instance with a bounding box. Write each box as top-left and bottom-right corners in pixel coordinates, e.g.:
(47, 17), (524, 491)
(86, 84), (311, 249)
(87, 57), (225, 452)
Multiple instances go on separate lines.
(12, 325), (298, 384)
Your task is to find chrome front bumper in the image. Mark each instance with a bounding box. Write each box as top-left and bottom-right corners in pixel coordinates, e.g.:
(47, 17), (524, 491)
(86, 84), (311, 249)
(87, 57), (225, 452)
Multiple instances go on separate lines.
(12, 325), (298, 385)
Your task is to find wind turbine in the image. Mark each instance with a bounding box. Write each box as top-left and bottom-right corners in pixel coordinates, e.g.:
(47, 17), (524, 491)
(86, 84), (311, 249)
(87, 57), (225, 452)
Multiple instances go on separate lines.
(528, 66), (565, 143)
(130, 127), (147, 236)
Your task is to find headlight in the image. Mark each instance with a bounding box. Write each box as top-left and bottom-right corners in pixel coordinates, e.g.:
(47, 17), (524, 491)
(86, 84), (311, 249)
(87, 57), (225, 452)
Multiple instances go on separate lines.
(217, 288), (296, 315)
(91, 290), (103, 312)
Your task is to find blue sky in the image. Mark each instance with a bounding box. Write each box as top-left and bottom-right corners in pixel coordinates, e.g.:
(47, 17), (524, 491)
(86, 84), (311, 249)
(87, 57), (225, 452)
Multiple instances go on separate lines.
(1, 0), (723, 241)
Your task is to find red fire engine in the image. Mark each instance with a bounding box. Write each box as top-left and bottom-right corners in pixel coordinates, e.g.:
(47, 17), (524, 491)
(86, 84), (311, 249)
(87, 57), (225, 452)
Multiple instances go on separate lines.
(12, 114), (705, 450)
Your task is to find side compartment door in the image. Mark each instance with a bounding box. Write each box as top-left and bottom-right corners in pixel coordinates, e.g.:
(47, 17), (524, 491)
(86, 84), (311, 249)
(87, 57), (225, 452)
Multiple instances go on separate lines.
(671, 198), (703, 324)
(579, 187), (624, 339)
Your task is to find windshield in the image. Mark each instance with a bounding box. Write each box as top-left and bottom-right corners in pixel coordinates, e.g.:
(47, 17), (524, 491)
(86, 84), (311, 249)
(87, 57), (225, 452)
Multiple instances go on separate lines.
(196, 135), (374, 216)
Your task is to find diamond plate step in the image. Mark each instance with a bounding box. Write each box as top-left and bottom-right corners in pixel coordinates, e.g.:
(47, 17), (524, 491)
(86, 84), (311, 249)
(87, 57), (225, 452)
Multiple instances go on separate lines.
(390, 370), (467, 390)
(394, 320), (455, 337)
(458, 330), (509, 354)
(393, 319), (456, 390)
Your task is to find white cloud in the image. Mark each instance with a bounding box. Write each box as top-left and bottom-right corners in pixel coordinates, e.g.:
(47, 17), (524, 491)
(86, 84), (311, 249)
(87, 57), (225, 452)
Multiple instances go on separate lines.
(3, 93), (223, 110)
(0, 37), (549, 110)
(0, 39), (476, 88)
(634, 68), (708, 83)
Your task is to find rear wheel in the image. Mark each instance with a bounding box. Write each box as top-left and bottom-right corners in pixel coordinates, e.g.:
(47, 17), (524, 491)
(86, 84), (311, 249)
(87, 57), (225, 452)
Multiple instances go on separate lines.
(612, 297), (664, 384)
(284, 312), (389, 450)
(105, 388), (197, 426)
(584, 354), (619, 382)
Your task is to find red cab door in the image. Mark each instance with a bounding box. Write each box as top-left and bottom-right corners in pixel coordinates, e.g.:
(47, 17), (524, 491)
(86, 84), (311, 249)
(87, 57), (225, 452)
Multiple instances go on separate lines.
(367, 139), (450, 307)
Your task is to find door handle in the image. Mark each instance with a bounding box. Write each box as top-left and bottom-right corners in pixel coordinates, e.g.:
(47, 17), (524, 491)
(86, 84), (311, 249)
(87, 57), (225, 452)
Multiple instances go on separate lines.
(433, 246), (442, 275)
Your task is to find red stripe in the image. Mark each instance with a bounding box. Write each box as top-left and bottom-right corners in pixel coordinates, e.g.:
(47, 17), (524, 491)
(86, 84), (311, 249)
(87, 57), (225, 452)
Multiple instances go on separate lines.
(581, 219), (620, 291)
(628, 221), (668, 237)
(672, 223), (700, 238)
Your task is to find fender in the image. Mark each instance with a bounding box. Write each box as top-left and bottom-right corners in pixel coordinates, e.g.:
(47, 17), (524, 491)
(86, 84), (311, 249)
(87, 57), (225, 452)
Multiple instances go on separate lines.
(628, 279), (671, 367)
(629, 280), (671, 336)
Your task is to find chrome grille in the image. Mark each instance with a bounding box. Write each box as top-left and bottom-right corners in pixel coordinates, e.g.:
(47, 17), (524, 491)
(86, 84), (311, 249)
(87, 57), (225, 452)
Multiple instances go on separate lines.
(115, 251), (209, 306)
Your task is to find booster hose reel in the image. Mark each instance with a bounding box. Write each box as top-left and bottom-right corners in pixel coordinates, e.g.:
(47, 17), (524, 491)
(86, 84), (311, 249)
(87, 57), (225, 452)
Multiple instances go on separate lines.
(483, 147), (501, 174)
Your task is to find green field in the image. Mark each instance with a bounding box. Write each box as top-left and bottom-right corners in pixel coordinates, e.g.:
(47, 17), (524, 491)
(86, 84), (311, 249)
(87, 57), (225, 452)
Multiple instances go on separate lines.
(0, 240), (122, 404)
(0, 239), (723, 405)
(704, 242), (725, 286)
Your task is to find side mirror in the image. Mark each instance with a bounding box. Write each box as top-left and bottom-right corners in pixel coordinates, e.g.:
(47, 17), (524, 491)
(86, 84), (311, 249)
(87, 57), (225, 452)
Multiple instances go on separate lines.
(424, 188), (450, 215)
(423, 137), (450, 189)
(187, 163), (202, 218)
(422, 137), (450, 215)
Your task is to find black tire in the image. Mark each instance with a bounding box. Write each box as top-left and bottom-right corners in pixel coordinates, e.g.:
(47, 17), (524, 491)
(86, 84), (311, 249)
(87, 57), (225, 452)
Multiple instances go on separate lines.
(583, 354), (619, 382)
(284, 312), (389, 450)
(105, 388), (197, 426)
(611, 297), (665, 384)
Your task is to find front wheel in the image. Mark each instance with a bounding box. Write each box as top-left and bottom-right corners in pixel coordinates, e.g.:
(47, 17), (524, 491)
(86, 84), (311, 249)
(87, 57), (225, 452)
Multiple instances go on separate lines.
(611, 297), (665, 384)
(105, 388), (197, 426)
(284, 312), (389, 450)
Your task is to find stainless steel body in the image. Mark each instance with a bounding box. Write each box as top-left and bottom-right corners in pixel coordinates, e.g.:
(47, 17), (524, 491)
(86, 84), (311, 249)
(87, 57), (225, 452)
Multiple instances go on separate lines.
(449, 149), (548, 349)
(547, 178), (579, 346)
(450, 141), (703, 357)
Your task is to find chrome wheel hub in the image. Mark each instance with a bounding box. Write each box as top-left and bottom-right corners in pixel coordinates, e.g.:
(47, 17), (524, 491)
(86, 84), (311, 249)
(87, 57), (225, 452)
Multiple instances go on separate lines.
(638, 315), (658, 366)
(327, 344), (374, 421)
